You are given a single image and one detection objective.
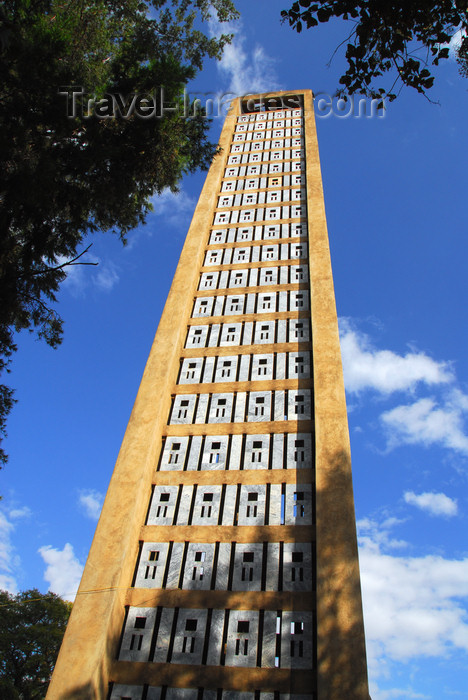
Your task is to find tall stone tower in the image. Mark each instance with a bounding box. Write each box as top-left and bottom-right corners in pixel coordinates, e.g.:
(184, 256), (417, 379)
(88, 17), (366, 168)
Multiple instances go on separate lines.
(48, 90), (370, 700)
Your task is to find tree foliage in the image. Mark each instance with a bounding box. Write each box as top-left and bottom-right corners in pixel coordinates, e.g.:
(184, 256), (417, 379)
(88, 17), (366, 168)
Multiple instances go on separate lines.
(0, 0), (238, 465)
(281, 1), (468, 102)
(457, 31), (468, 77)
(0, 588), (71, 699)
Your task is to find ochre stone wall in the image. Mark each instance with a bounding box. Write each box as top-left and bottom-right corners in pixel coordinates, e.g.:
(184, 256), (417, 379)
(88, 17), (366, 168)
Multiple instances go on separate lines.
(47, 90), (370, 700)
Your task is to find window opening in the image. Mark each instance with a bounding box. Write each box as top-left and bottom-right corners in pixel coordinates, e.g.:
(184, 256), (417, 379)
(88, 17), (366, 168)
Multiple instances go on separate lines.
(294, 267), (304, 281)
(291, 551), (304, 582)
(292, 322), (303, 339)
(226, 327), (237, 342)
(215, 398), (227, 418)
(251, 440), (263, 462)
(177, 399), (189, 419)
(194, 329), (202, 340)
(156, 491), (170, 518)
(241, 551), (255, 582)
(130, 634), (143, 651)
(209, 441), (221, 464)
(144, 565), (157, 580)
(290, 620), (304, 657)
(294, 294), (304, 308)
(254, 396), (266, 416)
(294, 395), (305, 414)
(183, 619), (198, 654)
(257, 358), (268, 376)
(294, 357), (304, 375)
(186, 363), (197, 380)
(201, 492), (214, 517)
(294, 491), (305, 518)
(294, 439), (305, 462)
(246, 491), (259, 517)
(221, 361), (232, 377)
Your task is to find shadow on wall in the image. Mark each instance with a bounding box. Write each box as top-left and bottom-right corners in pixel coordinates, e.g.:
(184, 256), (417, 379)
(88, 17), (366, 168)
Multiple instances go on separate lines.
(315, 447), (372, 700)
(49, 612), (121, 700)
(53, 450), (371, 699)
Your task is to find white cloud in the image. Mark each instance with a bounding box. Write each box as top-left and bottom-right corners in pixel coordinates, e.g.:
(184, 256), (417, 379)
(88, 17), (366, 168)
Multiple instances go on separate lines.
(38, 543), (83, 602)
(78, 489), (104, 521)
(448, 28), (466, 58)
(339, 320), (453, 395)
(57, 254), (90, 295)
(358, 516), (408, 553)
(370, 688), (429, 700)
(0, 504), (31, 593)
(150, 188), (197, 230)
(381, 393), (468, 455)
(8, 506), (32, 520)
(358, 517), (468, 675)
(0, 509), (17, 592)
(404, 491), (458, 517)
(209, 16), (281, 96)
(59, 253), (120, 296)
(95, 261), (119, 291)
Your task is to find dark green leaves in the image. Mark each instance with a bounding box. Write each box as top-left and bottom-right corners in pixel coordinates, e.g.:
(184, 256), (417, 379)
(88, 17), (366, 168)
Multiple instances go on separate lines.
(0, 0), (239, 466)
(281, 1), (468, 100)
(0, 589), (71, 699)
(457, 35), (468, 77)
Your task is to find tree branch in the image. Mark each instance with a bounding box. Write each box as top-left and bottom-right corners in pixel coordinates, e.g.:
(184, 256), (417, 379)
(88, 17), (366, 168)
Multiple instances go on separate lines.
(20, 244), (99, 280)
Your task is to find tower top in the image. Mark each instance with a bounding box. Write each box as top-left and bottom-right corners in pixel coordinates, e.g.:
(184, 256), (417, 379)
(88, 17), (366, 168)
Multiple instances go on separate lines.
(240, 92), (306, 114)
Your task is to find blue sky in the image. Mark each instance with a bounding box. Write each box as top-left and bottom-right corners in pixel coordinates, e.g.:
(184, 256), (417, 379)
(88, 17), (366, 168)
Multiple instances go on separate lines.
(1, 2), (468, 698)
